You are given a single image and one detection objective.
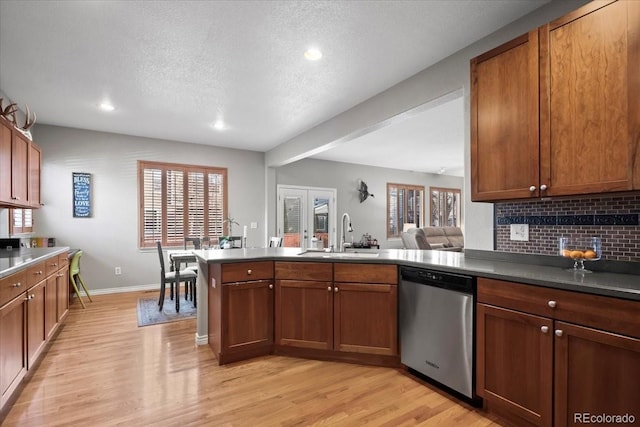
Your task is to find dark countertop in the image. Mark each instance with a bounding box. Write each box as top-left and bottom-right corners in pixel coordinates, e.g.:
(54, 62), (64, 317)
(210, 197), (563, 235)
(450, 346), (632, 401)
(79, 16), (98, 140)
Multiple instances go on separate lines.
(195, 247), (640, 301)
(0, 247), (71, 279)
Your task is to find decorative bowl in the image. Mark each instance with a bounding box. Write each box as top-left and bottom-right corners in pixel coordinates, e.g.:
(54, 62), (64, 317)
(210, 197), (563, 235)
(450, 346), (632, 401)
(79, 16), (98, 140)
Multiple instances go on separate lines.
(558, 236), (602, 273)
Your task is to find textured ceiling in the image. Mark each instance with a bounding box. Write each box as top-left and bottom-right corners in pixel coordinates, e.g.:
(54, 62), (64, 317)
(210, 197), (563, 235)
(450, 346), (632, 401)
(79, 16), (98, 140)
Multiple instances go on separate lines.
(0, 0), (549, 172)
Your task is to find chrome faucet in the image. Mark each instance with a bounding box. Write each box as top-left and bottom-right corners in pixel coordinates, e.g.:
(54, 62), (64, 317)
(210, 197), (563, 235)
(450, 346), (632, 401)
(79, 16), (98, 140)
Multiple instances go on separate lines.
(340, 212), (353, 252)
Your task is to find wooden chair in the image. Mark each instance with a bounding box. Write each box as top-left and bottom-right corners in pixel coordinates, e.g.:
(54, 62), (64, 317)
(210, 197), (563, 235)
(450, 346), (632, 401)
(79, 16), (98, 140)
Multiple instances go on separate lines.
(69, 250), (93, 309)
(156, 241), (197, 312)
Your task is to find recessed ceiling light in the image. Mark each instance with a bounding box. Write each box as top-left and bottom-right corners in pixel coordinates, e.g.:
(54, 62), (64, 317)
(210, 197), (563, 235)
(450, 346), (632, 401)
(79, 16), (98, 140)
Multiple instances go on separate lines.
(304, 48), (322, 61)
(212, 119), (225, 130)
(99, 102), (115, 112)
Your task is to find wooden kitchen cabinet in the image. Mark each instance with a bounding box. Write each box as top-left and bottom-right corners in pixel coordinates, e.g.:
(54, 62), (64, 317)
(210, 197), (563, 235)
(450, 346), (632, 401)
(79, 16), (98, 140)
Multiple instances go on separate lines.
(0, 115), (43, 208)
(208, 261), (274, 364)
(477, 277), (640, 427)
(26, 280), (46, 369)
(275, 262), (399, 365)
(471, 0), (640, 201)
(333, 263), (398, 356)
(0, 117), (13, 204)
(56, 262), (69, 322)
(28, 142), (41, 207)
(0, 294), (27, 411)
(471, 30), (540, 201)
(275, 262), (333, 350)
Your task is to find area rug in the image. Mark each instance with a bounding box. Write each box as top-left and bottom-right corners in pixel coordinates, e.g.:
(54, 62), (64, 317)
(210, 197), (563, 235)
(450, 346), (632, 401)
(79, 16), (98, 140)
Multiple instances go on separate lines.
(137, 296), (196, 327)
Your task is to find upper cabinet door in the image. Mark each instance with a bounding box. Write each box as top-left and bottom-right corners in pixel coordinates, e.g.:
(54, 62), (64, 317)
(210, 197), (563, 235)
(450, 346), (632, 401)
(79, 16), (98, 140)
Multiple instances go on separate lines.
(28, 143), (41, 208)
(471, 30), (540, 202)
(540, 0), (640, 196)
(0, 118), (12, 204)
(11, 130), (29, 205)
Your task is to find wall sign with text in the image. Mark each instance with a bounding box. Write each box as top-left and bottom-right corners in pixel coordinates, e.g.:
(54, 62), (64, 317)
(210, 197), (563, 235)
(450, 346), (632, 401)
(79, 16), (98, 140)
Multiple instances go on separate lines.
(73, 172), (92, 218)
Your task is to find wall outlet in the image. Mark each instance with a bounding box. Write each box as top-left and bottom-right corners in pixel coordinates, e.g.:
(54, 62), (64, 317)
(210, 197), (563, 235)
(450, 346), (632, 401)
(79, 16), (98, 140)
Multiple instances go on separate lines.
(510, 224), (529, 241)
(115, 267), (122, 275)
(250, 222), (258, 229)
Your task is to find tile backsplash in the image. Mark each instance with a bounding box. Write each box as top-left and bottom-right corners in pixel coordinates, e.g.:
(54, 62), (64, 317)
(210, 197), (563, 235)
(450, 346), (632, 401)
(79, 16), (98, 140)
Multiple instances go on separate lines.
(495, 195), (640, 262)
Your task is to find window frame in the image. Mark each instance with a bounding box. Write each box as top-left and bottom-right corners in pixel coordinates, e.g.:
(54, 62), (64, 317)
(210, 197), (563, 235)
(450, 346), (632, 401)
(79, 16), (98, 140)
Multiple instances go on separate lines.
(137, 160), (228, 249)
(9, 208), (33, 234)
(386, 182), (425, 238)
(429, 186), (461, 227)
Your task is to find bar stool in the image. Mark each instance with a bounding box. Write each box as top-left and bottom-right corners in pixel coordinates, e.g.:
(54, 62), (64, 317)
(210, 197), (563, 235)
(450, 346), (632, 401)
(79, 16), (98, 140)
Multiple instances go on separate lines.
(69, 250), (93, 308)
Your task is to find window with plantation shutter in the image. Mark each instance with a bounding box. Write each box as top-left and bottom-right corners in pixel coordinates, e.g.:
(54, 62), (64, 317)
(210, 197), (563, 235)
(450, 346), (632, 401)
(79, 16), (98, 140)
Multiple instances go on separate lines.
(9, 208), (33, 234)
(386, 183), (424, 238)
(138, 161), (227, 248)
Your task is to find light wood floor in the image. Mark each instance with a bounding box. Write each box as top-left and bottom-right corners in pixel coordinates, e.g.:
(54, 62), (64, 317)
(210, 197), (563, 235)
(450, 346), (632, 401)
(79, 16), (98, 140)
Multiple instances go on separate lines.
(2, 291), (505, 426)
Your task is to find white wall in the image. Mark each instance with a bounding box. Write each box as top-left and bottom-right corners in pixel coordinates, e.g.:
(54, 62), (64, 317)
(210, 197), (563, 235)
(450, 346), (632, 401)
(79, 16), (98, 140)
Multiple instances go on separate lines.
(265, 0), (590, 251)
(31, 124), (266, 292)
(276, 158), (463, 249)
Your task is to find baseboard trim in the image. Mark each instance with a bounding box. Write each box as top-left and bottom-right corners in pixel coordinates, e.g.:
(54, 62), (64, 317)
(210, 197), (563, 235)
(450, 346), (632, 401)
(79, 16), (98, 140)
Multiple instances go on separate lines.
(74, 283), (159, 297)
(195, 333), (209, 346)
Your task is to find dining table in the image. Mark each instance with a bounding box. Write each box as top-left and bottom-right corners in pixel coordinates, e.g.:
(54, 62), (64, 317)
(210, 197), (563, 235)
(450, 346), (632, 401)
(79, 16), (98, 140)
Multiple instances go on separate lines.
(167, 250), (198, 312)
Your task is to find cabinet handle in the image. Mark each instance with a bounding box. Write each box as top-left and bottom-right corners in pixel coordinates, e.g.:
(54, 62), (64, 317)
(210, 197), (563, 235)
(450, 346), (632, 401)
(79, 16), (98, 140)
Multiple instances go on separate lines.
(555, 329), (563, 337)
(51, 262), (58, 267)
(529, 185), (536, 192)
(268, 284), (273, 289)
(247, 269), (252, 275)
(540, 326), (549, 334)
(57, 273), (64, 277)
(35, 270), (43, 275)
(12, 282), (22, 288)
(548, 300), (557, 308)
(327, 286), (332, 292)
(540, 184), (548, 191)
(334, 287), (339, 293)
(11, 196), (20, 200)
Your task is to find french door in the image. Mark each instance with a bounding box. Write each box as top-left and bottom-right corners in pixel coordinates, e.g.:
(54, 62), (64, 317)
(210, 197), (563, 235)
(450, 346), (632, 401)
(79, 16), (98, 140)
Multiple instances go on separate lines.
(277, 186), (336, 250)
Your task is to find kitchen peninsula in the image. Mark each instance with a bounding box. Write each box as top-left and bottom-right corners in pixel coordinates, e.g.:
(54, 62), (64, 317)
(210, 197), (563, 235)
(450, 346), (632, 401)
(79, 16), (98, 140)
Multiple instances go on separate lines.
(195, 247), (639, 427)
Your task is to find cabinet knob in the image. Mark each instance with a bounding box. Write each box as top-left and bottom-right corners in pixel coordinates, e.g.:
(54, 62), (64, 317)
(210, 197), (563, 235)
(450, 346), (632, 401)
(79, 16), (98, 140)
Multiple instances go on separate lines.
(529, 185), (536, 192)
(547, 300), (557, 308)
(36, 270), (43, 275)
(11, 196), (20, 200)
(247, 269), (252, 275)
(268, 284), (273, 289)
(540, 184), (548, 191)
(334, 287), (339, 293)
(327, 286), (332, 292)
(12, 282), (22, 288)
(555, 329), (563, 337)
(51, 262), (58, 267)
(57, 273), (64, 277)
(540, 326), (549, 334)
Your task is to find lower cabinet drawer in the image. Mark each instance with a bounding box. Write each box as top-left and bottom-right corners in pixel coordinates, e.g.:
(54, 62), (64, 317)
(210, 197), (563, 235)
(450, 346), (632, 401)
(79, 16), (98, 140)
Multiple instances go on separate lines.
(478, 278), (640, 338)
(25, 262), (46, 288)
(222, 261), (273, 283)
(0, 270), (27, 307)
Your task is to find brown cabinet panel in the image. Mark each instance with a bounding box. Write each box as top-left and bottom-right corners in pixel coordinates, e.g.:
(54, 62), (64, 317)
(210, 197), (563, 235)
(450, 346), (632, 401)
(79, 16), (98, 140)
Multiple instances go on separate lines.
(45, 276), (57, 340)
(0, 270), (26, 307)
(334, 263), (397, 284)
(26, 281), (45, 368)
(275, 279), (333, 350)
(471, 30), (540, 201)
(554, 321), (640, 427)
(10, 130), (29, 205)
(0, 294), (27, 410)
(0, 118), (12, 204)
(57, 264), (69, 322)
(477, 303), (553, 427)
(333, 282), (397, 356)
(478, 278), (640, 339)
(222, 280), (274, 354)
(45, 254), (62, 277)
(540, 0), (635, 196)
(28, 142), (41, 207)
(275, 261), (332, 281)
(221, 261), (273, 283)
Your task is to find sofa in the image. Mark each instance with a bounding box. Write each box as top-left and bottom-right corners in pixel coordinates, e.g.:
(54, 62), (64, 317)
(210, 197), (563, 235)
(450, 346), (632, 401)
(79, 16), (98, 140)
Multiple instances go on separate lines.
(400, 226), (464, 251)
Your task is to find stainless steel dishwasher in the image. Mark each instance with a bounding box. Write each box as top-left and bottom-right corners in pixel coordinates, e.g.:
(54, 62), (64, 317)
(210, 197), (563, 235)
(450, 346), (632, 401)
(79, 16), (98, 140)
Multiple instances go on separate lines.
(399, 266), (475, 400)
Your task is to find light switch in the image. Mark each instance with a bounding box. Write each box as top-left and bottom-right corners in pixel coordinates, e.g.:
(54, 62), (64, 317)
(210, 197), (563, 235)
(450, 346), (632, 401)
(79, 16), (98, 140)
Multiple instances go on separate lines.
(510, 224), (529, 241)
